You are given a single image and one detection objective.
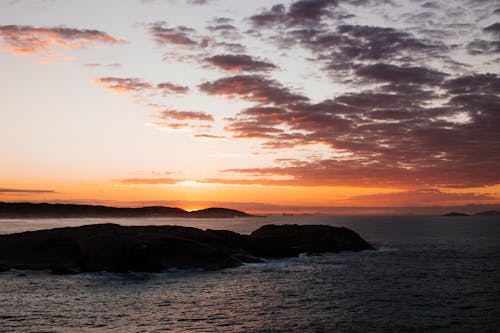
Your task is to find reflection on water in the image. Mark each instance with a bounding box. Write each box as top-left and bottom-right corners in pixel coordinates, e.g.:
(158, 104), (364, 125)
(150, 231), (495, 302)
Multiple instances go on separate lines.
(0, 216), (499, 332)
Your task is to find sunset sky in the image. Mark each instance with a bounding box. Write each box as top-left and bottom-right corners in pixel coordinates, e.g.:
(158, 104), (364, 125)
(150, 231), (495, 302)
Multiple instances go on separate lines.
(1, 0), (499, 214)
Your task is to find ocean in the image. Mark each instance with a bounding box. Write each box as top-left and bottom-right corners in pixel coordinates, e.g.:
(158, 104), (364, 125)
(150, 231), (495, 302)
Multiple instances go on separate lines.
(0, 215), (499, 332)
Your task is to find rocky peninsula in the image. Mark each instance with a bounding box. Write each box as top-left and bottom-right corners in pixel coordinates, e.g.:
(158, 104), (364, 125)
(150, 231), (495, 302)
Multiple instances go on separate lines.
(0, 224), (373, 274)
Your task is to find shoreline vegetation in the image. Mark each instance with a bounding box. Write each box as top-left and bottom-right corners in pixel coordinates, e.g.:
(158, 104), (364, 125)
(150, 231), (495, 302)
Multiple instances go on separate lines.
(0, 223), (373, 275)
(0, 202), (254, 219)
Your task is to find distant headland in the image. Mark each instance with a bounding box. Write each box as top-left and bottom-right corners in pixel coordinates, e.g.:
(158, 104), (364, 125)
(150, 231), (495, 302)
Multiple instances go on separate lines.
(0, 202), (253, 219)
(442, 210), (500, 217)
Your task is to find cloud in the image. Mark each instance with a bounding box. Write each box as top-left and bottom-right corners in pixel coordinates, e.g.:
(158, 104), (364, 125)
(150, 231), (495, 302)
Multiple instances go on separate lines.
(199, 75), (308, 105)
(213, 42), (246, 53)
(355, 63), (447, 85)
(0, 25), (125, 56)
(149, 22), (198, 46)
(0, 188), (56, 194)
(93, 77), (153, 94)
(347, 188), (494, 206)
(248, 1), (445, 74)
(307, 25), (443, 70)
(84, 63), (122, 69)
(249, 0), (340, 28)
(206, 22), (240, 40)
(467, 22), (500, 54)
(159, 109), (214, 121)
(484, 22), (500, 35)
(443, 73), (500, 94)
(194, 133), (226, 139)
(221, 154), (500, 188)
(120, 178), (180, 185)
(204, 54), (277, 72)
(217, 71), (500, 189)
(186, 0), (213, 4)
(157, 82), (189, 94)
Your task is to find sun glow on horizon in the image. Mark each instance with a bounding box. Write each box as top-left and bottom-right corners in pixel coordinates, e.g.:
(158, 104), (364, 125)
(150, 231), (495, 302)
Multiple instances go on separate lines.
(0, 0), (499, 214)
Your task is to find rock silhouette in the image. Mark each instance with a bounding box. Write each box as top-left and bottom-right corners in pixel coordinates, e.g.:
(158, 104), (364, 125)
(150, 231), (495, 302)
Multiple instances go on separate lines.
(473, 210), (500, 216)
(0, 224), (373, 274)
(0, 202), (252, 218)
(442, 212), (470, 216)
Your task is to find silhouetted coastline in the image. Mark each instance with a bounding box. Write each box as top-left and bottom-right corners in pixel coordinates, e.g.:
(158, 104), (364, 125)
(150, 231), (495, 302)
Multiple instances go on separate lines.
(442, 210), (500, 217)
(0, 202), (253, 219)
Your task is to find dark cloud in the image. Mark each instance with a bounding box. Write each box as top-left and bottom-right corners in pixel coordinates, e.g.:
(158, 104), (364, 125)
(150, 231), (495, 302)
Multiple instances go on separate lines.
(199, 75), (308, 105)
(484, 22), (500, 34)
(186, 0), (212, 4)
(0, 25), (125, 55)
(157, 82), (189, 94)
(212, 17), (233, 24)
(444, 73), (500, 94)
(466, 22), (500, 54)
(249, 0), (340, 28)
(221, 152), (500, 188)
(218, 71), (500, 188)
(356, 63), (446, 85)
(93, 77), (152, 93)
(149, 22), (198, 46)
(204, 54), (277, 72)
(421, 1), (440, 9)
(206, 23), (240, 39)
(467, 39), (500, 54)
(0, 188), (56, 194)
(249, 4), (287, 28)
(194, 133), (226, 139)
(214, 42), (246, 53)
(159, 109), (214, 121)
(347, 188), (494, 205)
(324, 25), (442, 66)
(207, 24), (237, 32)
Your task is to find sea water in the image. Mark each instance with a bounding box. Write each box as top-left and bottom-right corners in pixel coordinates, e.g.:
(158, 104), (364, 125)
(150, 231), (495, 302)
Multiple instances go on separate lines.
(1, 215), (499, 332)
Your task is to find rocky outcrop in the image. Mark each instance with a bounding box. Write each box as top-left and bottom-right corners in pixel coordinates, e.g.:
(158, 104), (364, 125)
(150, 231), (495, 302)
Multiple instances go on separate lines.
(473, 210), (500, 216)
(442, 212), (470, 216)
(0, 224), (373, 274)
(248, 224), (373, 258)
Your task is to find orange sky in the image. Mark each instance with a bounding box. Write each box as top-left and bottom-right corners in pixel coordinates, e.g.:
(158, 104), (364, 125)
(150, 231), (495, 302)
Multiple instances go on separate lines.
(1, 0), (499, 214)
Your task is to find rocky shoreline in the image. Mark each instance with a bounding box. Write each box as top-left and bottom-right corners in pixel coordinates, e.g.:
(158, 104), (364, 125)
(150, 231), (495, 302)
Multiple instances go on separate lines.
(0, 224), (373, 274)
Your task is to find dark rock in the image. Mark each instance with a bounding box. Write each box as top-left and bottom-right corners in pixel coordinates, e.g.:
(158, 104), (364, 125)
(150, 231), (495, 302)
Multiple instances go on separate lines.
(0, 223), (373, 274)
(189, 207), (252, 218)
(0, 202), (253, 219)
(473, 210), (500, 216)
(442, 212), (470, 216)
(50, 264), (81, 275)
(248, 224), (373, 258)
(0, 263), (8, 272)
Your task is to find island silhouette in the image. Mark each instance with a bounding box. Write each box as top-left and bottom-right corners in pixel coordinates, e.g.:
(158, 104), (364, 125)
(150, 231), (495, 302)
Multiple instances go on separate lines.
(0, 202), (252, 218)
(0, 224), (373, 274)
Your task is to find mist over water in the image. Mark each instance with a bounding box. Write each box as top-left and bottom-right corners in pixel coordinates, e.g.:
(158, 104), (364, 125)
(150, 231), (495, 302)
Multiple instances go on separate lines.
(1, 215), (499, 332)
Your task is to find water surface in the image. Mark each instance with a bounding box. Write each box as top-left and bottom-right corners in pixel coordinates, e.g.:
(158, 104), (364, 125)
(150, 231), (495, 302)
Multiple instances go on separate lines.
(1, 215), (499, 332)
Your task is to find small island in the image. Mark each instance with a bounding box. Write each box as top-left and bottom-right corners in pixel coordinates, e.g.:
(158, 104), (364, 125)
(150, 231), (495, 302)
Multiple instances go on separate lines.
(0, 202), (253, 219)
(473, 210), (500, 216)
(442, 212), (470, 217)
(442, 210), (500, 217)
(0, 224), (373, 274)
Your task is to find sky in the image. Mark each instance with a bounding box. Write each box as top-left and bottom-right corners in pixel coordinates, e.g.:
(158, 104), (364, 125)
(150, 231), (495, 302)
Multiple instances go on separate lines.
(1, 0), (499, 214)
